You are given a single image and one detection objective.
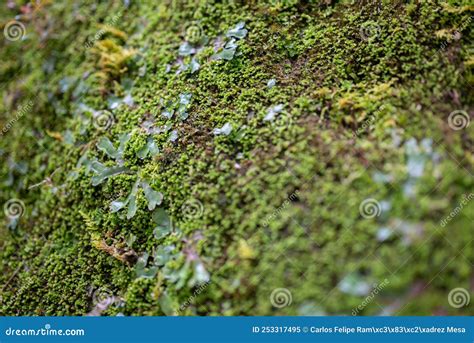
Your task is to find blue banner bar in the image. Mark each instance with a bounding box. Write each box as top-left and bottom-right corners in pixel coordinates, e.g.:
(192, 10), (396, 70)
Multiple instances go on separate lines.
(0, 317), (472, 343)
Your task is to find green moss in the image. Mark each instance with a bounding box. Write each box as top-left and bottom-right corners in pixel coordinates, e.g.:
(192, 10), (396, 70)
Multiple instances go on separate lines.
(0, 1), (473, 316)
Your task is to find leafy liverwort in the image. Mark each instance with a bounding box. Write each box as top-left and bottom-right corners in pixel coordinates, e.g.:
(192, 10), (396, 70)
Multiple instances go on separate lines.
(338, 272), (372, 296)
(134, 252), (159, 279)
(263, 104), (284, 121)
(189, 58), (200, 73)
(142, 181), (163, 211)
(213, 22), (248, 61)
(96, 133), (130, 161)
(91, 163), (129, 186)
(161, 93), (192, 121)
(169, 130), (178, 142)
(110, 179), (163, 219)
(137, 136), (159, 159)
(212, 39), (238, 60)
(267, 79), (276, 88)
(178, 92), (192, 120)
(152, 208), (172, 239)
(178, 42), (195, 56)
(91, 133), (131, 185)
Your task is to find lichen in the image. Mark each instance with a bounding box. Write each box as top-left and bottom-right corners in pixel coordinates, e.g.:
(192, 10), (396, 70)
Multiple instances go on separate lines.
(0, 0), (473, 316)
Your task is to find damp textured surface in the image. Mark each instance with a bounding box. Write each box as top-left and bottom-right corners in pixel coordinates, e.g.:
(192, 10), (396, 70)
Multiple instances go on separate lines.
(0, 1), (473, 316)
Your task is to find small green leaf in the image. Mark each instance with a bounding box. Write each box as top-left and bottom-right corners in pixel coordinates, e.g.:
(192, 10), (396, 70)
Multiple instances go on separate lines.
(77, 153), (92, 170)
(213, 122), (232, 136)
(138, 136), (159, 159)
(177, 93), (192, 120)
(189, 58), (200, 73)
(109, 180), (139, 215)
(142, 181), (163, 210)
(212, 39), (238, 60)
(179, 92), (192, 106)
(226, 21), (248, 39)
(338, 272), (372, 296)
(169, 130), (178, 142)
(154, 245), (175, 266)
(225, 39), (238, 49)
(139, 266), (158, 278)
(130, 180), (140, 196)
(267, 79), (276, 88)
(126, 234), (136, 248)
(90, 159), (106, 174)
(123, 93), (134, 107)
(107, 95), (122, 109)
(137, 146), (148, 159)
(162, 109), (174, 119)
(180, 111), (189, 120)
(7, 217), (19, 230)
(63, 130), (75, 145)
(117, 132), (131, 156)
(218, 49), (236, 60)
(178, 42), (194, 56)
(153, 207), (172, 239)
(135, 252), (149, 270)
(135, 252), (159, 279)
(148, 140), (159, 156)
(193, 261), (210, 284)
(175, 261), (191, 290)
(263, 104), (284, 121)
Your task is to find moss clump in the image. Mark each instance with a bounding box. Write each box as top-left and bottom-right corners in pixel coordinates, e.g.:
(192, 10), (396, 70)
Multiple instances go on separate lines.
(0, 1), (473, 316)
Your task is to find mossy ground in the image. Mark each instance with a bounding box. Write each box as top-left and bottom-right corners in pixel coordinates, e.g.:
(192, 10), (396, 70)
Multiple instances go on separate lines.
(0, 0), (473, 316)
